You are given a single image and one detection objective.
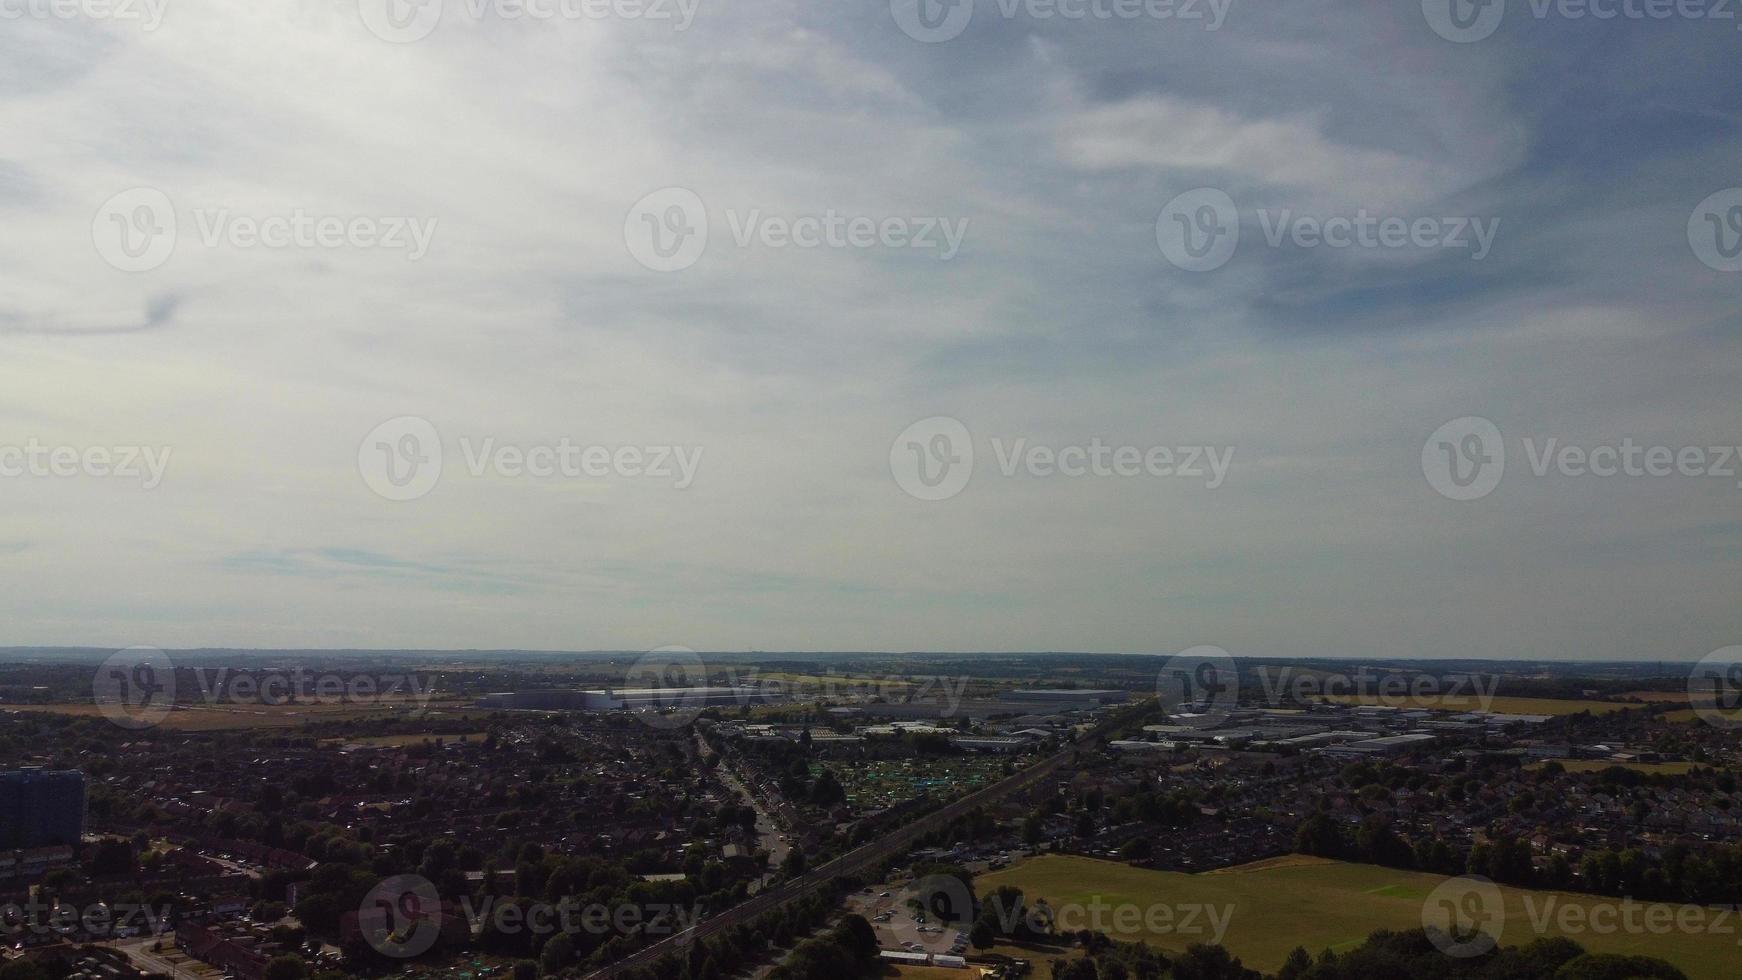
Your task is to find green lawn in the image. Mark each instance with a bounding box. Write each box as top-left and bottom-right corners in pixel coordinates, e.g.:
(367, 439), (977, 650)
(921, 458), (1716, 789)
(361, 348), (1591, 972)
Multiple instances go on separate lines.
(976, 854), (1736, 979)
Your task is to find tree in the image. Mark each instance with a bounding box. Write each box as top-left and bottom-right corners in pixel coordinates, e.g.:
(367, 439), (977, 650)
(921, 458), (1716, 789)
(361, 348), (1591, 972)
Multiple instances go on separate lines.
(1551, 953), (1687, 980)
(262, 956), (307, 980)
(540, 933), (575, 975)
(829, 915), (878, 962)
(970, 921), (995, 951)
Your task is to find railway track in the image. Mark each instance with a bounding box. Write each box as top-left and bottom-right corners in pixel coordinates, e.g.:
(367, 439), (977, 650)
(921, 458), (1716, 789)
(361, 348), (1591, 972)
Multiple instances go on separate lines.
(585, 703), (1146, 980)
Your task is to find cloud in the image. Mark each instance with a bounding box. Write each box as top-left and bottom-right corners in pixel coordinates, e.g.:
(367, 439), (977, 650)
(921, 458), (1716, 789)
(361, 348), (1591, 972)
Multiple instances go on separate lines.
(0, 1), (1736, 657)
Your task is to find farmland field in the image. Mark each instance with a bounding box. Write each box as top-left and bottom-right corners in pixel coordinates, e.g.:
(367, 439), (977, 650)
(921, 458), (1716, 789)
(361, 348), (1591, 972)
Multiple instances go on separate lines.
(1317, 693), (1630, 716)
(1, 699), (484, 730)
(976, 854), (1736, 979)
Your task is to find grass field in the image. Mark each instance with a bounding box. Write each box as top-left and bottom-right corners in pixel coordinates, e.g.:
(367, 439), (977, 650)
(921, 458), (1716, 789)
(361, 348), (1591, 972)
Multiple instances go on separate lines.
(1526, 759), (1705, 775)
(325, 731), (489, 747)
(976, 854), (1736, 979)
(2, 699), (484, 730)
(1317, 694), (1630, 716)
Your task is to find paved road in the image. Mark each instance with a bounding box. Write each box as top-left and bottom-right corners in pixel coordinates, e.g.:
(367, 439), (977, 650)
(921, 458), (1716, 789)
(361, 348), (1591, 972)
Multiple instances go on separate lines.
(714, 762), (791, 882)
(585, 710), (1137, 980)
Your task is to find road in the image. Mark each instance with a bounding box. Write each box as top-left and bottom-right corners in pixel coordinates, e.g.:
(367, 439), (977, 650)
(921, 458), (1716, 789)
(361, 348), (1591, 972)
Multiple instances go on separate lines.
(106, 936), (202, 980)
(714, 762), (791, 882)
(587, 707), (1139, 979)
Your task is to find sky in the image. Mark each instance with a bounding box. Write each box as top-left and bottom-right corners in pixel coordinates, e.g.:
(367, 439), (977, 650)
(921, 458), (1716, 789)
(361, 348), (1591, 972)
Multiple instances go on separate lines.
(0, 0), (1738, 659)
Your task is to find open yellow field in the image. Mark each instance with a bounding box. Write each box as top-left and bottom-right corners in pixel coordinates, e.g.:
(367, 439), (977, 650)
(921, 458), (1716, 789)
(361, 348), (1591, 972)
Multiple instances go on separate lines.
(2, 699), (482, 730)
(1318, 694), (1629, 715)
(977, 854), (1736, 979)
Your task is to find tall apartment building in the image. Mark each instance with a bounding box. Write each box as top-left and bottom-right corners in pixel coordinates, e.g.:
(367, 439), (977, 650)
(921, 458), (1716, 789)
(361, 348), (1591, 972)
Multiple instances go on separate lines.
(0, 768), (87, 849)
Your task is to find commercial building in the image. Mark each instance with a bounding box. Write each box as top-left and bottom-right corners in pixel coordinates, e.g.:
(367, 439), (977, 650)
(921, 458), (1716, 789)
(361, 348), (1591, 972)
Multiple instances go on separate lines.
(476, 686), (777, 711)
(0, 768), (86, 849)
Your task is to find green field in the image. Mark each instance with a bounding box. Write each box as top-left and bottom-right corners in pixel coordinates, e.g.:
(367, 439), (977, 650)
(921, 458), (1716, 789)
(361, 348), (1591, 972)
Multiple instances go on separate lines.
(976, 854), (1737, 979)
